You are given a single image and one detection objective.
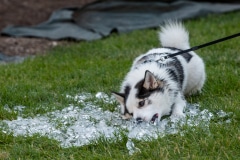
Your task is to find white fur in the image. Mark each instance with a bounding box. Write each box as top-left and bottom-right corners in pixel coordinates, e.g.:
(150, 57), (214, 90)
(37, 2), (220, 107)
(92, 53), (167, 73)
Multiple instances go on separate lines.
(184, 51), (206, 95)
(114, 21), (206, 122)
(159, 21), (206, 95)
(159, 21), (190, 49)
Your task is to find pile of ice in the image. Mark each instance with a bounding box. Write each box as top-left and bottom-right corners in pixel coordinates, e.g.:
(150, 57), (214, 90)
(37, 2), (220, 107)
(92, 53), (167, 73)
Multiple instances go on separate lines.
(0, 92), (232, 155)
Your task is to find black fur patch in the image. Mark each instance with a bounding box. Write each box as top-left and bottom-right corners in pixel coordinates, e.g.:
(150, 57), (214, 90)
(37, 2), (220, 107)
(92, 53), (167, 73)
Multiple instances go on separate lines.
(134, 79), (144, 90)
(173, 57), (184, 89)
(166, 57), (184, 89)
(134, 79), (164, 99)
(169, 103), (175, 115)
(163, 47), (192, 63)
(181, 53), (193, 62)
(166, 68), (178, 83)
(134, 79), (149, 98)
(123, 85), (132, 115)
(173, 91), (179, 98)
(124, 85), (131, 98)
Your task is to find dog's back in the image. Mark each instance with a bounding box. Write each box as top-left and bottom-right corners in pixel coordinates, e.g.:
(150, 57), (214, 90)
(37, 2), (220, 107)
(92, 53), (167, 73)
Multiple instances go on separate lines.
(159, 21), (206, 95)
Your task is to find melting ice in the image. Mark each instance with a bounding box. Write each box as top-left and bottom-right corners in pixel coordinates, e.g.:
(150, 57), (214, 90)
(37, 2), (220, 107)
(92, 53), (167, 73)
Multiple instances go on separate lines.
(0, 92), (232, 154)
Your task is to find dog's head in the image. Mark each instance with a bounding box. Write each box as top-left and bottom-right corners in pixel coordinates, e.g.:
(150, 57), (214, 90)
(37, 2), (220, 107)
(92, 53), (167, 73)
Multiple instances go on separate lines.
(113, 70), (172, 122)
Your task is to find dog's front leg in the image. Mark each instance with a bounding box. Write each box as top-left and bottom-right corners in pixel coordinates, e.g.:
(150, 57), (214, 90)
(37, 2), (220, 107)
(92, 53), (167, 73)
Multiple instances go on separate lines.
(171, 93), (186, 119)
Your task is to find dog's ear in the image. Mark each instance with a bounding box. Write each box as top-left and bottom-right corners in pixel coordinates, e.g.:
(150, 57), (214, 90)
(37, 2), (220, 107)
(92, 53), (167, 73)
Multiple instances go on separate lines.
(143, 70), (159, 90)
(112, 92), (125, 105)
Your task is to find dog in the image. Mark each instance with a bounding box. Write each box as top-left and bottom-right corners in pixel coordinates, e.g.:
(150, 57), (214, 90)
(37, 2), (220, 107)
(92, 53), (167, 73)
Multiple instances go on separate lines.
(112, 21), (206, 122)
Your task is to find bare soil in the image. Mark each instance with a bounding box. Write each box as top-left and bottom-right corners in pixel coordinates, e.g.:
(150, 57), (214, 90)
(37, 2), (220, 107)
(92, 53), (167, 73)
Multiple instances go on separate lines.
(0, 0), (95, 56)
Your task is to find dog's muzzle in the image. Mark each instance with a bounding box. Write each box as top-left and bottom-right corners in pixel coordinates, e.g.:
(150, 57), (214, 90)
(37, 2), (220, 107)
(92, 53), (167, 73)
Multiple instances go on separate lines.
(136, 113), (159, 124)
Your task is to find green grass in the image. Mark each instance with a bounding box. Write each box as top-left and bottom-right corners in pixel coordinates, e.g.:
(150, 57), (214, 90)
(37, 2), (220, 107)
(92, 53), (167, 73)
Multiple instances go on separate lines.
(1, 10), (240, 159)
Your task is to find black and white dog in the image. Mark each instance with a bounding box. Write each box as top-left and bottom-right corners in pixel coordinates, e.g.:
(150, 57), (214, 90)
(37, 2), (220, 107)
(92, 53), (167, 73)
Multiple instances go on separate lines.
(113, 21), (206, 122)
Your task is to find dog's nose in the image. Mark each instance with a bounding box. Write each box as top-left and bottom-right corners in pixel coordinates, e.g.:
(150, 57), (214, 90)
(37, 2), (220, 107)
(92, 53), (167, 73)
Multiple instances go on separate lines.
(136, 117), (142, 121)
(136, 117), (143, 124)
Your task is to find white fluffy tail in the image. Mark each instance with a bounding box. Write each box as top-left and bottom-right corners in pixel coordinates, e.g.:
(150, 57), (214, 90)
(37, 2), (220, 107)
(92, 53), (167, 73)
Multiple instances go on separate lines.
(159, 21), (190, 50)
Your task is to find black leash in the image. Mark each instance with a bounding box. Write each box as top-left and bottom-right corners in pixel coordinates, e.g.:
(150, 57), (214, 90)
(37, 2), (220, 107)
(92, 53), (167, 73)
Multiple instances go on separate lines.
(157, 32), (240, 62)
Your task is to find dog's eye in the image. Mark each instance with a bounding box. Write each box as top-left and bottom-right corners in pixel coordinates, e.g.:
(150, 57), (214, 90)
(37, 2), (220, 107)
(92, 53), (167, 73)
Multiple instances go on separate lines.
(138, 100), (145, 107)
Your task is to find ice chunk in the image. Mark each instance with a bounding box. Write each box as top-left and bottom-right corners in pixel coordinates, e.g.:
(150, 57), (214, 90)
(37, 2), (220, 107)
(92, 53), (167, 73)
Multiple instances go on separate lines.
(126, 139), (141, 155)
(0, 92), (233, 154)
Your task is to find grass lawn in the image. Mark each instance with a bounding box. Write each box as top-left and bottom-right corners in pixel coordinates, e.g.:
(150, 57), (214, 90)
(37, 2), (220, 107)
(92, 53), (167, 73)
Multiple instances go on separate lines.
(1, 10), (240, 159)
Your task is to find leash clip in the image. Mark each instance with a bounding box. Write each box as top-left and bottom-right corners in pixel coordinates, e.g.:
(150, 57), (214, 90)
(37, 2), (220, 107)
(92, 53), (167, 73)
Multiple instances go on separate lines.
(157, 55), (169, 62)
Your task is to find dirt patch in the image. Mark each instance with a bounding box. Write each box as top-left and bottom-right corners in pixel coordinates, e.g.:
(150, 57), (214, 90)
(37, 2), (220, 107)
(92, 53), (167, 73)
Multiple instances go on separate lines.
(0, 0), (95, 56)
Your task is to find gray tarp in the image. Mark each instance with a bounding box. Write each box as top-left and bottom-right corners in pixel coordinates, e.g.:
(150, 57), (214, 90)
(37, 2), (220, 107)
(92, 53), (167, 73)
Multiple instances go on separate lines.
(1, 0), (240, 41)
